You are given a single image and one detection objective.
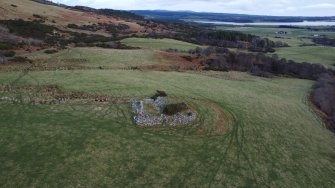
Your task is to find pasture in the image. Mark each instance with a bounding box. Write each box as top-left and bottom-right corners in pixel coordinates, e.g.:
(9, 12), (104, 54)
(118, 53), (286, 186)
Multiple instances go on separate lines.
(1, 68), (335, 187)
(0, 28), (335, 187)
(274, 46), (335, 67)
(216, 25), (335, 67)
(216, 25), (335, 39)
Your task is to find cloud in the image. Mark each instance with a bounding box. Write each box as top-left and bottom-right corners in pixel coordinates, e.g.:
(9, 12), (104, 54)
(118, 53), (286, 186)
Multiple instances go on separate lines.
(303, 3), (335, 9)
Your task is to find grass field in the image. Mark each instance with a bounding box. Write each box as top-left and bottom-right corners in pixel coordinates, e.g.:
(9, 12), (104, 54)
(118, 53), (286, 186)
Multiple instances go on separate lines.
(216, 25), (335, 47)
(121, 38), (203, 51)
(217, 26), (328, 47)
(26, 47), (167, 69)
(268, 37), (314, 47)
(274, 46), (335, 67)
(216, 26), (335, 39)
(216, 25), (335, 67)
(1, 69), (335, 187)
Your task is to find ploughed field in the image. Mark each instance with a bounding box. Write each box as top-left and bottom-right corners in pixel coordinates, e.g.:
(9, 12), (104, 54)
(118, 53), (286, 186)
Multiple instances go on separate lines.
(1, 38), (335, 187)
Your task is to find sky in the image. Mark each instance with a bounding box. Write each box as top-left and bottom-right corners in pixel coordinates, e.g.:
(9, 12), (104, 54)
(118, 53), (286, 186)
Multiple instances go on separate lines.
(54, 0), (335, 16)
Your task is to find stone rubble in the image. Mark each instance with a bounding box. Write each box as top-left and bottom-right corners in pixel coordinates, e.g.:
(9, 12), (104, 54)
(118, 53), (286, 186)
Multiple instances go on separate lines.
(0, 96), (18, 102)
(131, 97), (197, 126)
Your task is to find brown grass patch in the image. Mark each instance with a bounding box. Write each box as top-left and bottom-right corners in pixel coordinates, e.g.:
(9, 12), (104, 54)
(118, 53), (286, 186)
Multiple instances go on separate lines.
(197, 99), (230, 135)
(308, 95), (331, 129)
(114, 52), (213, 72)
(0, 0), (145, 34)
(0, 84), (129, 104)
(56, 10), (144, 33)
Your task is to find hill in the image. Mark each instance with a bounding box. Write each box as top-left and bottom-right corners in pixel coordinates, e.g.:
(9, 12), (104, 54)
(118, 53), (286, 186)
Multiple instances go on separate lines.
(131, 10), (335, 23)
(0, 0), (144, 30)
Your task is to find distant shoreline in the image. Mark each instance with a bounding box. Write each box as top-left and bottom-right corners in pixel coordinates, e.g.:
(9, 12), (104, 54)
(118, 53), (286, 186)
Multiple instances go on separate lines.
(185, 20), (335, 26)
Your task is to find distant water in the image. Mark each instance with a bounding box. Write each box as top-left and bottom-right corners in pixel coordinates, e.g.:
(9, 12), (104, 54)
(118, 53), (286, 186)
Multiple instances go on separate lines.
(188, 20), (335, 26)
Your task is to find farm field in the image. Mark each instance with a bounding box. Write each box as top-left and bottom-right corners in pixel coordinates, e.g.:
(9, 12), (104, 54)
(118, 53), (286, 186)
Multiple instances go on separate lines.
(217, 25), (335, 67)
(121, 38), (203, 51)
(1, 65), (335, 187)
(267, 36), (313, 47)
(216, 25), (335, 39)
(274, 46), (335, 67)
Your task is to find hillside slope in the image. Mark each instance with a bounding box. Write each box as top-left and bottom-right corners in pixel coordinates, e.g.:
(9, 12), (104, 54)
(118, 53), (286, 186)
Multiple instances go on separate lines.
(0, 0), (144, 32)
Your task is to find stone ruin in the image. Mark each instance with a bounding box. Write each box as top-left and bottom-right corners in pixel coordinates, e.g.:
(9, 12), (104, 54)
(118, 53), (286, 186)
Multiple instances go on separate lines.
(131, 96), (197, 126)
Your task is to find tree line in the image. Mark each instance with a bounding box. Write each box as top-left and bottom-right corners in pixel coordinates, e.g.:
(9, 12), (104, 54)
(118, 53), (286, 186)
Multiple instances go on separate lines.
(200, 48), (334, 80)
(312, 37), (335, 47)
(313, 74), (335, 132)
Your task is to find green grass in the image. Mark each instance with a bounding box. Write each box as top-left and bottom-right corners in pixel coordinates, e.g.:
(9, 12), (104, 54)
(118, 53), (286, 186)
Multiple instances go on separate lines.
(216, 26), (335, 39)
(215, 25), (335, 67)
(1, 69), (335, 187)
(267, 37), (313, 47)
(27, 47), (166, 69)
(216, 25), (335, 47)
(121, 38), (203, 51)
(274, 46), (335, 67)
